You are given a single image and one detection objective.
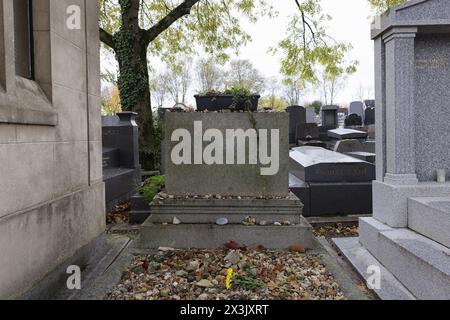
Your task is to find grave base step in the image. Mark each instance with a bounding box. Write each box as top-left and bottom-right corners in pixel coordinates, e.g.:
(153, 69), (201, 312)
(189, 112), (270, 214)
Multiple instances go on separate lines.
(139, 221), (316, 250)
(408, 197), (450, 248)
(333, 237), (416, 300)
(358, 217), (450, 300)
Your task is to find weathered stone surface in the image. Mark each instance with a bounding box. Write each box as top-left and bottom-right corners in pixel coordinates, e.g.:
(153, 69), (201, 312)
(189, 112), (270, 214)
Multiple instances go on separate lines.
(333, 237), (416, 300)
(140, 220), (317, 250)
(320, 105), (338, 128)
(349, 101), (364, 118)
(408, 197), (450, 248)
(290, 146), (375, 183)
(328, 128), (368, 140)
(164, 112), (289, 197)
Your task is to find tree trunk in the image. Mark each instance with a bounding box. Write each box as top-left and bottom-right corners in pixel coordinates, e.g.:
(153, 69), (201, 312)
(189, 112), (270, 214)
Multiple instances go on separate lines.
(114, 0), (157, 170)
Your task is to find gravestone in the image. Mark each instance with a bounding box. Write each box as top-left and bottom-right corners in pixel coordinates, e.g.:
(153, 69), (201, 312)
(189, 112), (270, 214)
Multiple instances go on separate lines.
(289, 146), (374, 216)
(364, 99), (375, 108)
(141, 112), (316, 249)
(286, 106), (306, 144)
(290, 147), (375, 183)
(306, 107), (317, 123)
(344, 113), (363, 127)
(364, 107), (375, 125)
(320, 105), (339, 128)
(349, 101), (365, 119)
(334, 139), (365, 153)
(328, 128), (368, 140)
(334, 0), (450, 300)
(102, 112), (141, 211)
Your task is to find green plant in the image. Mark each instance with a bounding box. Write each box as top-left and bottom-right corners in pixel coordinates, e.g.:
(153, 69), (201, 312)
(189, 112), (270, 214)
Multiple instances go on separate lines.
(139, 175), (165, 202)
(224, 86), (254, 111)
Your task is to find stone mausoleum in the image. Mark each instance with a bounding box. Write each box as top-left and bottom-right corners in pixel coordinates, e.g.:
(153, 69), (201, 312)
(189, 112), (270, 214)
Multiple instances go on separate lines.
(0, 0), (104, 298)
(336, 0), (450, 300)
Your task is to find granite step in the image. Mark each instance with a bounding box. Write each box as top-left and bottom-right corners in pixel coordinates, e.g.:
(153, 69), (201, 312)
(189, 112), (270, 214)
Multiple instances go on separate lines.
(408, 197), (450, 248)
(139, 219), (317, 250)
(148, 194), (303, 224)
(359, 217), (450, 299)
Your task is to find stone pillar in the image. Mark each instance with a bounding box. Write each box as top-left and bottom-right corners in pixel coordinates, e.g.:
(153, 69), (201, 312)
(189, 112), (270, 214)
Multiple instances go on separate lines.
(382, 27), (418, 185)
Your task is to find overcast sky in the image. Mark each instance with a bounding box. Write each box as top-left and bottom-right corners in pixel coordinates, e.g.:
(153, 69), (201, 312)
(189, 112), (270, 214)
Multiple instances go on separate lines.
(102, 0), (376, 107)
(234, 0), (375, 106)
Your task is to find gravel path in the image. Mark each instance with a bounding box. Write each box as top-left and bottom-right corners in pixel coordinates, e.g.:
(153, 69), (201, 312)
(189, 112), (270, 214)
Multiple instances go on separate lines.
(106, 248), (346, 300)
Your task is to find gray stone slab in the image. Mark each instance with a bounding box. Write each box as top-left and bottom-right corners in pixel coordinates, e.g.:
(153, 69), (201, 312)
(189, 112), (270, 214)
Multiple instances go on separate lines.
(349, 101), (364, 118)
(290, 146), (375, 183)
(377, 228), (450, 300)
(328, 128), (368, 140)
(345, 152), (376, 164)
(334, 139), (365, 153)
(308, 182), (372, 216)
(373, 180), (450, 228)
(164, 112), (289, 197)
(408, 197), (450, 248)
(149, 193), (303, 224)
(140, 220), (317, 250)
(333, 237), (416, 300)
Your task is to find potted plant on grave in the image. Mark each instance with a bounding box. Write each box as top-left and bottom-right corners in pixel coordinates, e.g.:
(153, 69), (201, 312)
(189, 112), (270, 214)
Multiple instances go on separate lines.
(194, 86), (260, 112)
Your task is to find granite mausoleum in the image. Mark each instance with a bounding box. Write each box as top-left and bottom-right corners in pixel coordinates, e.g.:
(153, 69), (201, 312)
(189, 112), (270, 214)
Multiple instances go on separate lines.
(0, 0), (104, 298)
(335, 0), (450, 300)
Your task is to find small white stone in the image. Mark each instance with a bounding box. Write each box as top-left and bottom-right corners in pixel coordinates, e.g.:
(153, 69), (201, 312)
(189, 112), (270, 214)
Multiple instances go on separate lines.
(173, 217), (181, 225)
(274, 222), (282, 226)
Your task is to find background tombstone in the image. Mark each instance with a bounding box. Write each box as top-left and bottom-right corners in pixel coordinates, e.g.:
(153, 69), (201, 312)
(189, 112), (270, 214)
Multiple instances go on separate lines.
(320, 105), (338, 128)
(344, 113), (363, 127)
(286, 106), (306, 145)
(306, 107), (317, 124)
(349, 101), (365, 121)
(102, 112), (141, 211)
(364, 107), (375, 125)
(364, 99), (375, 108)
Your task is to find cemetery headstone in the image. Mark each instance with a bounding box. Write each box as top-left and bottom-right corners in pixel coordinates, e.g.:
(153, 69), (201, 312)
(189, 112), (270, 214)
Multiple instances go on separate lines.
(328, 128), (368, 140)
(320, 105), (339, 128)
(364, 99), (375, 108)
(306, 107), (317, 123)
(349, 101), (365, 119)
(364, 107), (375, 125)
(344, 113), (363, 127)
(286, 106), (306, 144)
(102, 112), (141, 212)
(289, 146), (374, 216)
(140, 112), (316, 249)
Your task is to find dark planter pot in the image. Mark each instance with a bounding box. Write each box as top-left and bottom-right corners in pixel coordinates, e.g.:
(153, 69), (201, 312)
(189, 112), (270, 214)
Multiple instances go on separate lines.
(194, 94), (260, 112)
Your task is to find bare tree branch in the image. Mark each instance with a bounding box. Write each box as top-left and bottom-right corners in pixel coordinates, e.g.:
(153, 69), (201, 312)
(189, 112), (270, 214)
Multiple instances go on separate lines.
(144, 0), (200, 45)
(100, 27), (115, 49)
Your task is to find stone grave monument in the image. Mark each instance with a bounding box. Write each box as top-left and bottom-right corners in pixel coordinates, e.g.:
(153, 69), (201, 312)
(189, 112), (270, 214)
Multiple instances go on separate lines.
(335, 0), (450, 300)
(289, 146), (374, 216)
(102, 112), (141, 211)
(286, 105), (306, 145)
(349, 101), (365, 120)
(140, 112), (316, 249)
(344, 113), (363, 127)
(306, 107), (317, 123)
(319, 105), (339, 140)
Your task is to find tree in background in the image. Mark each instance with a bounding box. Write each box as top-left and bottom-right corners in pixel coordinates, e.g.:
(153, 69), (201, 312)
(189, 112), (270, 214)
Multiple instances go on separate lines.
(272, 1), (358, 105)
(368, 0), (406, 13)
(283, 77), (304, 106)
(306, 100), (323, 115)
(99, 0), (274, 169)
(98, 0), (395, 170)
(196, 58), (224, 93)
(225, 59), (266, 93)
(259, 97), (288, 111)
(102, 86), (122, 115)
